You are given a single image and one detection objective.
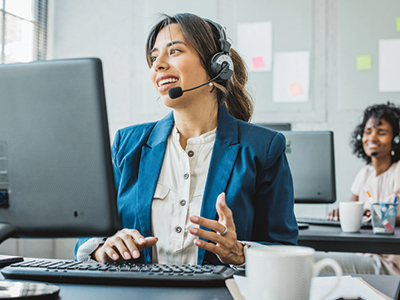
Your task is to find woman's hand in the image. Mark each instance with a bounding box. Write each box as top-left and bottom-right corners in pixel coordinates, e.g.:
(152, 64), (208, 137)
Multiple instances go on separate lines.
(189, 193), (245, 265)
(327, 208), (339, 220)
(92, 229), (158, 263)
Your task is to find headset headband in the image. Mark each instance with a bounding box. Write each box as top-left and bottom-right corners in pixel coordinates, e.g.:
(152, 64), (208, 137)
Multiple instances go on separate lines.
(203, 18), (231, 53)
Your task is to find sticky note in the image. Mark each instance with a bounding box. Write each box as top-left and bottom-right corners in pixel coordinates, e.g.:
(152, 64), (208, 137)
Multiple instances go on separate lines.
(357, 55), (372, 70)
(252, 56), (265, 69)
(288, 82), (302, 96)
(397, 17), (400, 32)
(238, 22), (272, 72)
(379, 39), (400, 92)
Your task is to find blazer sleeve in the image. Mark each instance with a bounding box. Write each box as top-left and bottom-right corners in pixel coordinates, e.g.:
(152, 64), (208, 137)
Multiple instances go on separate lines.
(74, 130), (122, 260)
(252, 132), (298, 246)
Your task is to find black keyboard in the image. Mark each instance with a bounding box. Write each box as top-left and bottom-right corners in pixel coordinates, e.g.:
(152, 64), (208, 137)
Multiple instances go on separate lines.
(297, 217), (372, 229)
(1, 259), (235, 287)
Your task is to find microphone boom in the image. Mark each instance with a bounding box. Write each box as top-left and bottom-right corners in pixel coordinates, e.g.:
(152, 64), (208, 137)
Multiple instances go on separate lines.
(168, 65), (229, 99)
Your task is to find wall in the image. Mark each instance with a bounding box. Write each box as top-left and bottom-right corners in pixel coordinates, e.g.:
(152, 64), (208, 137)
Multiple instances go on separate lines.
(1, 0), (399, 259)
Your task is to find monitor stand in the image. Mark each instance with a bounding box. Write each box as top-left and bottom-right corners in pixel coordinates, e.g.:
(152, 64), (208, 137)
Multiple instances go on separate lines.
(0, 224), (16, 244)
(0, 224), (60, 300)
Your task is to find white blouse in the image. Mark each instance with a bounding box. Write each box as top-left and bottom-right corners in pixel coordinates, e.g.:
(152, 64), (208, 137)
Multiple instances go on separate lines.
(76, 125), (264, 263)
(76, 125), (216, 262)
(151, 125), (216, 264)
(351, 161), (400, 215)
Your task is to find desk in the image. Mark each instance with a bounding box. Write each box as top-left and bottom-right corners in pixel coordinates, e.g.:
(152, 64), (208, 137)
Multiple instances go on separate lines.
(52, 274), (400, 300)
(0, 273), (397, 300)
(298, 225), (400, 254)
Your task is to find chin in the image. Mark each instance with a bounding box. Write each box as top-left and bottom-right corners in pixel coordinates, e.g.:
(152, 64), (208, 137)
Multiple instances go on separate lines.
(161, 95), (175, 108)
(162, 94), (191, 109)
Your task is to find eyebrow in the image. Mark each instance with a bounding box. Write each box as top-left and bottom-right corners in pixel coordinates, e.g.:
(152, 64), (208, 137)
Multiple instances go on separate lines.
(150, 40), (187, 55)
(364, 125), (389, 131)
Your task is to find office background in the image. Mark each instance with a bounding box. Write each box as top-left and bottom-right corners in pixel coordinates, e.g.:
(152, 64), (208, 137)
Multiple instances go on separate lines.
(1, 0), (399, 259)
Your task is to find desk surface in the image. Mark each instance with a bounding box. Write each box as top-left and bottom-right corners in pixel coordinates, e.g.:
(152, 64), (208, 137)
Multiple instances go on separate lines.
(298, 225), (400, 254)
(0, 255), (399, 300)
(0, 273), (396, 300)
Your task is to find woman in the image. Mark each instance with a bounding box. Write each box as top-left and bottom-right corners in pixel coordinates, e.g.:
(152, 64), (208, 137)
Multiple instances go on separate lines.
(74, 13), (298, 266)
(324, 102), (400, 275)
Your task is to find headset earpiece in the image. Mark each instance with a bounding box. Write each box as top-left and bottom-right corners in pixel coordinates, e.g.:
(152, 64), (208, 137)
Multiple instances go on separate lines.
(208, 54), (233, 82)
(204, 19), (234, 83)
(393, 119), (400, 144)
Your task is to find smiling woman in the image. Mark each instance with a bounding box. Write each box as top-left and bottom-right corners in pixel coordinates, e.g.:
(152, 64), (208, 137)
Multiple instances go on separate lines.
(146, 13), (252, 122)
(74, 12), (298, 268)
(324, 102), (400, 275)
(149, 23), (211, 111)
(352, 102), (400, 166)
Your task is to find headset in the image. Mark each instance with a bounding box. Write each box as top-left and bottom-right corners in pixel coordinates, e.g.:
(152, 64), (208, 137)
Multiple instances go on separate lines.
(356, 119), (400, 156)
(168, 18), (234, 99)
(204, 18), (234, 83)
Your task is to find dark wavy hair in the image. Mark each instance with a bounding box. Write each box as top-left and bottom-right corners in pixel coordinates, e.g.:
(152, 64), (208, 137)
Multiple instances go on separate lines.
(351, 102), (400, 164)
(145, 13), (253, 122)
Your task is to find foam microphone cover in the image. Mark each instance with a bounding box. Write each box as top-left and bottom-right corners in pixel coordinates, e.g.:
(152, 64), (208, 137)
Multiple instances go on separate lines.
(168, 87), (183, 99)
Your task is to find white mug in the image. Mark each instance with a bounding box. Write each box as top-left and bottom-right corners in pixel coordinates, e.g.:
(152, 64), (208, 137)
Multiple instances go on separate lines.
(246, 246), (342, 300)
(339, 202), (364, 232)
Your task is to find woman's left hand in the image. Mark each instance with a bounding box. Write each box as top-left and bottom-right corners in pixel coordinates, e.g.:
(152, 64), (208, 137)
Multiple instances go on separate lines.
(189, 193), (245, 265)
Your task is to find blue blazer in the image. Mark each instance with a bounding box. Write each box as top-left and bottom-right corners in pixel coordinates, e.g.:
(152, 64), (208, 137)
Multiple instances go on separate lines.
(75, 106), (298, 264)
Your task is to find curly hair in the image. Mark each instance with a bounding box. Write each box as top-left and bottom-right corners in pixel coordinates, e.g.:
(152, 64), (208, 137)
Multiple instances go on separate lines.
(351, 102), (400, 164)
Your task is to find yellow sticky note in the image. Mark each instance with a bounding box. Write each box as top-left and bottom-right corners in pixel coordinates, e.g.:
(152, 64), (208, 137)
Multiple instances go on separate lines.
(357, 55), (372, 70)
(397, 17), (400, 32)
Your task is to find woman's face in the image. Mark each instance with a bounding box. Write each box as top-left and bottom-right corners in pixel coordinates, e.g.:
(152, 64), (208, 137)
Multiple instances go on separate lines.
(149, 24), (211, 108)
(362, 117), (394, 159)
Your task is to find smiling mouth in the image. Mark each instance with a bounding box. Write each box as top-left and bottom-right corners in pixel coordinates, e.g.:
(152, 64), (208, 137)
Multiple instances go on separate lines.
(158, 78), (178, 87)
(367, 143), (379, 149)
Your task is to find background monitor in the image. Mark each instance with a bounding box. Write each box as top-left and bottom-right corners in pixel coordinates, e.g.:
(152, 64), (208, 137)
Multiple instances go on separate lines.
(0, 58), (120, 244)
(255, 123), (291, 131)
(280, 131), (336, 204)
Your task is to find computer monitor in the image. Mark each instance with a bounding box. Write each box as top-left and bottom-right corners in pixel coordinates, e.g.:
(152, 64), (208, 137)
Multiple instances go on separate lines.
(280, 131), (336, 204)
(0, 58), (120, 244)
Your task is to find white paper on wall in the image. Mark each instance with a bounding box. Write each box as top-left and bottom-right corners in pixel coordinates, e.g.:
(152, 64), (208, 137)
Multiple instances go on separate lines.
(273, 51), (310, 103)
(379, 39), (400, 92)
(237, 22), (272, 72)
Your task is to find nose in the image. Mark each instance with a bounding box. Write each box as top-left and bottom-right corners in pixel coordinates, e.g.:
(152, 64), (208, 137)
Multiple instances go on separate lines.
(153, 53), (169, 72)
(368, 130), (379, 141)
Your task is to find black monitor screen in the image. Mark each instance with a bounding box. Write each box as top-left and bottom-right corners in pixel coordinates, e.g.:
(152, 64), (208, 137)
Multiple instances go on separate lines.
(0, 58), (120, 243)
(280, 131), (336, 204)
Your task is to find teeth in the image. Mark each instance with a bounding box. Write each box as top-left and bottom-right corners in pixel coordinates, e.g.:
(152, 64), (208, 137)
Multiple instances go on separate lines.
(158, 78), (178, 87)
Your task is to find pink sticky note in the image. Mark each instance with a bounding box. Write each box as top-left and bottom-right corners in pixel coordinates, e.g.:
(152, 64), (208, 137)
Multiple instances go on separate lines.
(252, 56), (265, 69)
(289, 82), (303, 96)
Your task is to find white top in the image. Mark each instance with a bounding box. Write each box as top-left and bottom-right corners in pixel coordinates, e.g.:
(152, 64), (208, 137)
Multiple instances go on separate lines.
(151, 125), (216, 264)
(351, 161), (400, 275)
(351, 161), (400, 215)
(76, 126), (216, 263)
(76, 125), (264, 264)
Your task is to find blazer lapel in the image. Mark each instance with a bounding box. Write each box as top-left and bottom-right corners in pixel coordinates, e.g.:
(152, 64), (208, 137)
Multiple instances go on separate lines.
(137, 112), (174, 238)
(197, 106), (240, 263)
(200, 106), (240, 228)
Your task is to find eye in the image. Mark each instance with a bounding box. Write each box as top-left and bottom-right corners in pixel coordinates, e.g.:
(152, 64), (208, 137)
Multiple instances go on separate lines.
(150, 55), (157, 63)
(170, 48), (181, 55)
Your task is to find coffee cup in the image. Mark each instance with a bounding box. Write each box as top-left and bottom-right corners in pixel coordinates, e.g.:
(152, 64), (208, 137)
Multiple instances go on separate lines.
(246, 246), (342, 300)
(339, 201), (364, 232)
